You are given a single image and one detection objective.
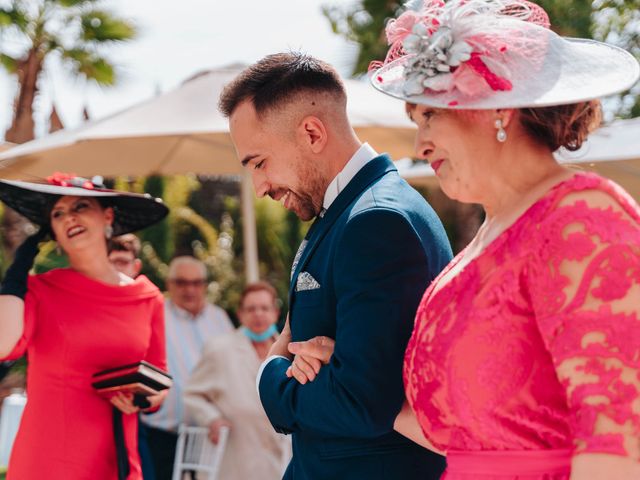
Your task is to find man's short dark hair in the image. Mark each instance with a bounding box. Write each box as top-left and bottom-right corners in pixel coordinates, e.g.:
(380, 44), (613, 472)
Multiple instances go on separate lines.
(219, 52), (346, 118)
(108, 233), (141, 257)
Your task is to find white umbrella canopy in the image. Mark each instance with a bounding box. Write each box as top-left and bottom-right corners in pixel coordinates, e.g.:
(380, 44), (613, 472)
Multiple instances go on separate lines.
(397, 117), (640, 200)
(556, 117), (640, 199)
(0, 66), (416, 281)
(0, 67), (415, 180)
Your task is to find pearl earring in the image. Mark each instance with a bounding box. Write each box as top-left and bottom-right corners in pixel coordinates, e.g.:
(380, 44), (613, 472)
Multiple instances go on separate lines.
(105, 225), (113, 239)
(495, 118), (507, 142)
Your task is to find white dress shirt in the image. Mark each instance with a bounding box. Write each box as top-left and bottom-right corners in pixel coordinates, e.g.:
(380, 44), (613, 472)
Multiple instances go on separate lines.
(256, 143), (379, 392)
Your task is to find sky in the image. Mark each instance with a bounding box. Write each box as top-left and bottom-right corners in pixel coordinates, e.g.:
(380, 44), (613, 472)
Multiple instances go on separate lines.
(0, 0), (359, 139)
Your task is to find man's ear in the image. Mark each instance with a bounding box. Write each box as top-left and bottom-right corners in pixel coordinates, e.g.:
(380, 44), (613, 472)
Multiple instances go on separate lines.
(133, 259), (142, 277)
(298, 115), (328, 154)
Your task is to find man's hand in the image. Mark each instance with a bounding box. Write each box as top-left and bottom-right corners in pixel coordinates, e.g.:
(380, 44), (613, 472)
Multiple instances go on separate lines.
(208, 418), (232, 444)
(267, 315), (292, 359)
(286, 336), (335, 384)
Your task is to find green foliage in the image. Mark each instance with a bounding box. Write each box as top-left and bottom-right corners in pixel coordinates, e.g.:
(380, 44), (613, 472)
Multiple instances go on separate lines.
(0, 5), (28, 30)
(323, 0), (403, 75)
(80, 10), (136, 42)
(140, 176), (174, 263)
(0, 0), (137, 87)
(592, 0), (640, 117)
(0, 53), (19, 74)
(61, 49), (116, 85)
(536, 0), (592, 37)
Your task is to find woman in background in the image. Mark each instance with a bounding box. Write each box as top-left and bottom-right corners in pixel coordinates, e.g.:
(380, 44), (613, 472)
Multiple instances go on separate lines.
(185, 281), (291, 480)
(0, 174), (169, 479)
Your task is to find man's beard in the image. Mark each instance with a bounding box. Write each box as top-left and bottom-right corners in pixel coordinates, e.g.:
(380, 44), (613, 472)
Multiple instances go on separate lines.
(269, 170), (326, 221)
(289, 191), (321, 221)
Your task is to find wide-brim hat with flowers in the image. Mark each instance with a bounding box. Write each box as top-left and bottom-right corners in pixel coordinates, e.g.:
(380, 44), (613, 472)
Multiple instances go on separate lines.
(370, 0), (640, 109)
(0, 173), (169, 236)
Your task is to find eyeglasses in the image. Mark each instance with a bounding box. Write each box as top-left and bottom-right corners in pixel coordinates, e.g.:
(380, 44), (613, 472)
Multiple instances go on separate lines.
(170, 278), (207, 288)
(110, 258), (135, 268)
(241, 305), (276, 314)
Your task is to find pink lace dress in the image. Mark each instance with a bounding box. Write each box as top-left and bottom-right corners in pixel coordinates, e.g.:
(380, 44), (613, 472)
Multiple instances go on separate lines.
(405, 173), (640, 479)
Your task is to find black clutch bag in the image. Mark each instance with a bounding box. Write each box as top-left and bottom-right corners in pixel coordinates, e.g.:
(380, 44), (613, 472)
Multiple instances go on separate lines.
(92, 360), (172, 398)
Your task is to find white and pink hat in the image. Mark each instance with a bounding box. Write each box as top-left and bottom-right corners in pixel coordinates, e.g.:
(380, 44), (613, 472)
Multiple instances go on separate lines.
(370, 0), (639, 109)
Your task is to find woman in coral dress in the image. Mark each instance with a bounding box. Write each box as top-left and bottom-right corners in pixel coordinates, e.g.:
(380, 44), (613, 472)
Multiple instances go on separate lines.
(0, 174), (169, 479)
(368, 0), (640, 478)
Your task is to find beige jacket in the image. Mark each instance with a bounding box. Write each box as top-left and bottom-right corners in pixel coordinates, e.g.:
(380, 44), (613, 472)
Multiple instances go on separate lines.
(184, 328), (291, 480)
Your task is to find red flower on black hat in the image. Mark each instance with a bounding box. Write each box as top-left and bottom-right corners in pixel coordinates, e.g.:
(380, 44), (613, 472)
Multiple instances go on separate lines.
(46, 172), (78, 187)
(46, 172), (105, 189)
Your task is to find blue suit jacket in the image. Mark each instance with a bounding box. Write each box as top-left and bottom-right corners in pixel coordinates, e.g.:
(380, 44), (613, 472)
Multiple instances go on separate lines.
(259, 155), (452, 480)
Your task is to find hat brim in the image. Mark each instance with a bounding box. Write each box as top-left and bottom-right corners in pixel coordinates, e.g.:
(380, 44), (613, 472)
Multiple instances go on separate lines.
(371, 37), (640, 109)
(0, 180), (169, 236)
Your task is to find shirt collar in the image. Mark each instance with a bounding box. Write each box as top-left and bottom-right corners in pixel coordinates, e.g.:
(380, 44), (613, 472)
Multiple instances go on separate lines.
(322, 143), (378, 212)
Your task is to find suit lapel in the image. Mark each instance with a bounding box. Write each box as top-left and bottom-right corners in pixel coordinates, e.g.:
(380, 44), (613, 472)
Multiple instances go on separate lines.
(288, 155), (397, 302)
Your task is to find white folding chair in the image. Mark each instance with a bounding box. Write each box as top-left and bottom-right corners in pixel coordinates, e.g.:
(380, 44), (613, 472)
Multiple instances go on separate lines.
(171, 424), (229, 480)
(0, 391), (27, 467)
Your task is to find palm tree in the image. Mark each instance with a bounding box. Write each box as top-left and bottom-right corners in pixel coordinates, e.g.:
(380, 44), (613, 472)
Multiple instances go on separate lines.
(0, 0), (136, 255)
(1, 0), (136, 143)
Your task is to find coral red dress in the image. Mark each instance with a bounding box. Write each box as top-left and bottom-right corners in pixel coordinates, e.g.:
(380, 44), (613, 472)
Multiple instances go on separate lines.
(405, 173), (640, 479)
(2, 268), (166, 480)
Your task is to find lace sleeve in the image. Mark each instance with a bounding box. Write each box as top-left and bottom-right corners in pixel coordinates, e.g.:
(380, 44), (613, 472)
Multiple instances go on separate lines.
(528, 187), (640, 459)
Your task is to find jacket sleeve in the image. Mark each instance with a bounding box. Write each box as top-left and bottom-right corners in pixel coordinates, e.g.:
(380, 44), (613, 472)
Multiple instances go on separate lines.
(259, 208), (434, 438)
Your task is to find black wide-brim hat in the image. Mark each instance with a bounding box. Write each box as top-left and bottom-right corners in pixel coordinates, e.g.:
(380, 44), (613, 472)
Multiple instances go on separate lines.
(0, 177), (169, 236)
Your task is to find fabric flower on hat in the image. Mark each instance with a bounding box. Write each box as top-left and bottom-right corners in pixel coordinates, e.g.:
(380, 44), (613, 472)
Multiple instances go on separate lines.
(46, 172), (106, 190)
(385, 10), (422, 44)
(402, 25), (473, 96)
(373, 0), (541, 100)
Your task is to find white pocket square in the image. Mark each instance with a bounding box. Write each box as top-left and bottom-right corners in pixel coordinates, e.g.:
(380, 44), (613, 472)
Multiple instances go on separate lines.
(296, 272), (321, 292)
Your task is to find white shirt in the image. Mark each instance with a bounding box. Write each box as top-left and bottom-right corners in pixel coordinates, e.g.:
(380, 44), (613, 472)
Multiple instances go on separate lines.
(322, 142), (378, 211)
(256, 143), (379, 392)
(143, 299), (234, 432)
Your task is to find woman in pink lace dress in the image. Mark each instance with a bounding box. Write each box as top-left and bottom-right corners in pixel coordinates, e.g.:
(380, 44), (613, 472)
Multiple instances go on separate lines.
(367, 0), (640, 478)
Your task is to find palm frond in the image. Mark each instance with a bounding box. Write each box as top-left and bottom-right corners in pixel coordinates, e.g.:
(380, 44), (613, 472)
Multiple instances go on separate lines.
(61, 48), (115, 85)
(0, 53), (20, 73)
(0, 5), (29, 31)
(55, 0), (101, 7)
(80, 10), (136, 43)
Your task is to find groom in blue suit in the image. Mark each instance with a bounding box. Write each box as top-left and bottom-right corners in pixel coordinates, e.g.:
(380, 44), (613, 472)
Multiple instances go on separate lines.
(221, 53), (452, 480)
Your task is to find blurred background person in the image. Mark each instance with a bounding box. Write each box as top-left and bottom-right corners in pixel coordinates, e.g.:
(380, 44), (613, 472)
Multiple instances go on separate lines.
(108, 234), (143, 279)
(109, 233), (156, 480)
(142, 256), (233, 480)
(0, 174), (169, 480)
(185, 281), (290, 480)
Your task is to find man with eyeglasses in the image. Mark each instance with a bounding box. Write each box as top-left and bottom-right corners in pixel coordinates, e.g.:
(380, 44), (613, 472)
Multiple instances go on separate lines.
(108, 234), (143, 279)
(108, 234), (156, 479)
(142, 256), (233, 480)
